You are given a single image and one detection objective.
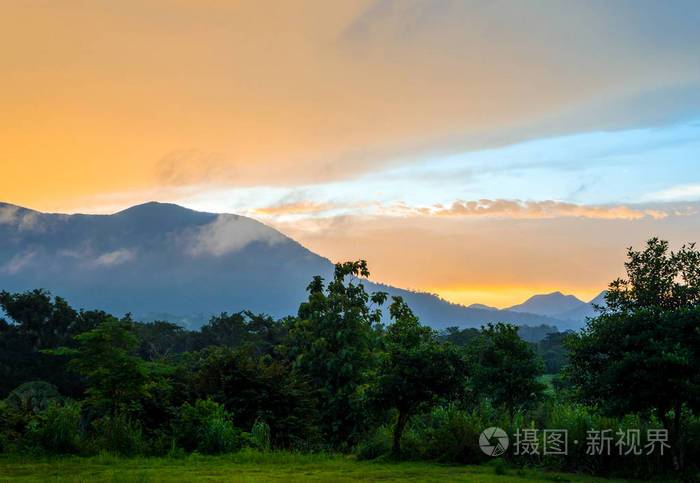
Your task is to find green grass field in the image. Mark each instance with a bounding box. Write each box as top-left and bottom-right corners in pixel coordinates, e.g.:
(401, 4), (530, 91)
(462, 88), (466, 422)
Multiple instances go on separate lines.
(0, 451), (627, 482)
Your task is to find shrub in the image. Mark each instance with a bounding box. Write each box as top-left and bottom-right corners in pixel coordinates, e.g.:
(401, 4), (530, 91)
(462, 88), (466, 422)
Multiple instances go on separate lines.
(173, 399), (241, 454)
(5, 381), (62, 415)
(26, 400), (82, 454)
(91, 413), (145, 455)
(250, 420), (271, 451)
(355, 425), (392, 460)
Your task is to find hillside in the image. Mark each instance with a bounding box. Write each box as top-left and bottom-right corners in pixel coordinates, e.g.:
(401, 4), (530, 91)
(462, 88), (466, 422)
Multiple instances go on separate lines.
(0, 201), (570, 330)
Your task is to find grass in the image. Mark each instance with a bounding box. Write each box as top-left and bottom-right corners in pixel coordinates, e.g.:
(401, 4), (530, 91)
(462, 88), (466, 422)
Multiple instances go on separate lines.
(0, 450), (629, 482)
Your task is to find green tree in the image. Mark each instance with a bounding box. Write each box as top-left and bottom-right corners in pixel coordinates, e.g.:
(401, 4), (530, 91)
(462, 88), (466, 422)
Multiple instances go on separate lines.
(50, 317), (153, 417)
(604, 237), (700, 313)
(0, 290), (104, 396)
(286, 260), (387, 448)
(567, 238), (700, 471)
(179, 346), (318, 448)
(467, 323), (544, 422)
(375, 297), (465, 455)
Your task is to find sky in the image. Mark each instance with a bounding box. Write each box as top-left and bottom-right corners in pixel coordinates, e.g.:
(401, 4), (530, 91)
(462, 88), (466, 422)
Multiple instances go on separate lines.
(2, 0), (700, 307)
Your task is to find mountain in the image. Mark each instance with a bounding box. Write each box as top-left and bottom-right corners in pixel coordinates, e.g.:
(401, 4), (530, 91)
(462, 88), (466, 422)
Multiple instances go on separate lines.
(467, 303), (498, 311)
(557, 291), (607, 323)
(507, 291), (589, 318)
(505, 291), (607, 329)
(0, 201), (570, 331)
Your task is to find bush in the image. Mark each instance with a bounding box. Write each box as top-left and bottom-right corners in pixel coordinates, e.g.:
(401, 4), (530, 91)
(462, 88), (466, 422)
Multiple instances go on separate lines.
(250, 420), (271, 451)
(355, 425), (392, 460)
(5, 381), (62, 415)
(26, 400), (82, 454)
(0, 400), (20, 452)
(91, 413), (145, 455)
(173, 400), (241, 454)
(356, 403), (497, 463)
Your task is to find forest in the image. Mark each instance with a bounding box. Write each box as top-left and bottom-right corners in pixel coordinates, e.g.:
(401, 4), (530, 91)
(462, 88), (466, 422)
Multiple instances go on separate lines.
(0, 238), (698, 480)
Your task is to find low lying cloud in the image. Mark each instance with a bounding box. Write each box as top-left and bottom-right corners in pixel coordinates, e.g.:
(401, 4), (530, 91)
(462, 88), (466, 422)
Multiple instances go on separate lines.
(2, 251), (36, 274)
(189, 215), (285, 256)
(92, 249), (136, 267)
(388, 199), (671, 220)
(0, 205), (44, 231)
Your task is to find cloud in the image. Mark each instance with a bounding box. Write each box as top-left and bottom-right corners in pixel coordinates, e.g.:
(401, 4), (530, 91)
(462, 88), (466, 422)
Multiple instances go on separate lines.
(0, 205), (44, 231)
(189, 215), (285, 256)
(406, 199), (671, 220)
(266, 201), (700, 307)
(92, 249), (136, 267)
(3, 1), (700, 209)
(251, 201), (337, 217)
(2, 251), (36, 274)
(644, 184), (700, 202)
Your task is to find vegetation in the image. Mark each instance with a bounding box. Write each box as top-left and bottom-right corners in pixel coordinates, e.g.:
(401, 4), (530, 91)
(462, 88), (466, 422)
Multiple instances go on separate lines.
(0, 237), (698, 480)
(0, 451), (625, 482)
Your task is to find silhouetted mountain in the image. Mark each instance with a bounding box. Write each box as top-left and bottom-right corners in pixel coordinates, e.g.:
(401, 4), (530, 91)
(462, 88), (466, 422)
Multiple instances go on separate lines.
(0, 201), (572, 330)
(557, 291), (607, 323)
(467, 303), (498, 311)
(507, 291), (589, 318)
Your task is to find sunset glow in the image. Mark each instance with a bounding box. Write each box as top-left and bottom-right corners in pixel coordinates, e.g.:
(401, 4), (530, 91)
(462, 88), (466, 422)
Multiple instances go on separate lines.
(2, 0), (700, 307)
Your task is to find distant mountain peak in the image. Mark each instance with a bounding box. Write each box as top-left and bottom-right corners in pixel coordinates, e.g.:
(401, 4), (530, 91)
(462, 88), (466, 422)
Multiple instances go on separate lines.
(0, 200), (577, 332)
(115, 201), (200, 216)
(507, 291), (588, 318)
(467, 303), (498, 311)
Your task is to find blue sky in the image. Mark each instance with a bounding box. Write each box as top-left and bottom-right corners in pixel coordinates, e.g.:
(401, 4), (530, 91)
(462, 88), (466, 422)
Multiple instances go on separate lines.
(3, 0), (700, 306)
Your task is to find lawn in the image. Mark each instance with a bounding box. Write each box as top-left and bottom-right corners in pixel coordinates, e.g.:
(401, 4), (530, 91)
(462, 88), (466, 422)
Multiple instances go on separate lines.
(0, 451), (628, 482)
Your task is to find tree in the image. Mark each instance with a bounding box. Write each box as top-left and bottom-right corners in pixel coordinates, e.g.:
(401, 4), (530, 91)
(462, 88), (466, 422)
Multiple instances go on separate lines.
(179, 346), (318, 448)
(374, 297), (465, 455)
(567, 238), (700, 471)
(537, 331), (569, 374)
(286, 260), (387, 448)
(50, 317), (153, 417)
(466, 323), (544, 422)
(604, 237), (700, 313)
(0, 290), (104, 397)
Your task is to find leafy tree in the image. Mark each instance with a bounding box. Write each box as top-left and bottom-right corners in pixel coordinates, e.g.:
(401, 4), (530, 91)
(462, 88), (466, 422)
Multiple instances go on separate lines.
(537, 331), (570, 374)
(440, 326), (480, 347)
(286, 260), (387, 448)
(0, 290), (104, 396)
(50, 317), (154, 417)
(466, 323), (544, 422)
(190, 311), (288, 355)
(136, 320), (190, 360)
(567, 238), (700, 470)
(0, 290), (79, 349)
(604, 237), (700, 313)
(179, 346), (318, 448)
(374, 297), (465, 454)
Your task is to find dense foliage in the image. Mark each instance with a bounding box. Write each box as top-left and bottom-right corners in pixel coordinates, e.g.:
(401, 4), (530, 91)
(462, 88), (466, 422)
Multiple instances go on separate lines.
(0, 238), (698, 480)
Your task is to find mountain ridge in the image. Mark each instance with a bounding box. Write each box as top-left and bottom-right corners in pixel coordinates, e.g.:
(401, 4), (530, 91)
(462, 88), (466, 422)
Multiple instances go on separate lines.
(0, 201), (585, 330)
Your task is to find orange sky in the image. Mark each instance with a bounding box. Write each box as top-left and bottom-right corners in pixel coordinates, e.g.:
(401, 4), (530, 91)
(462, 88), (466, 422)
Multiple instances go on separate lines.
(2, 1), (700, 307)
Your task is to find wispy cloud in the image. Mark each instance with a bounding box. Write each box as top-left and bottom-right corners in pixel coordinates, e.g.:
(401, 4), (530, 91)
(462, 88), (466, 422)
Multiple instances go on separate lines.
(251, 201), (337, 217)
(189, 215), (285, 257)
(92, 249), (136, 267)
(0, 205), (44, 231)
(2, 251), (36, 274)
(644, 184), (700, 202)
(400, 199), (671, 220)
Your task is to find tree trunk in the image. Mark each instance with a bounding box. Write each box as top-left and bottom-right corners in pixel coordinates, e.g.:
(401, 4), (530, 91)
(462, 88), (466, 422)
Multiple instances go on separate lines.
(672, 401), (684, 473)
(392, 409), (410, 456)
(660, 403), (684, 473)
